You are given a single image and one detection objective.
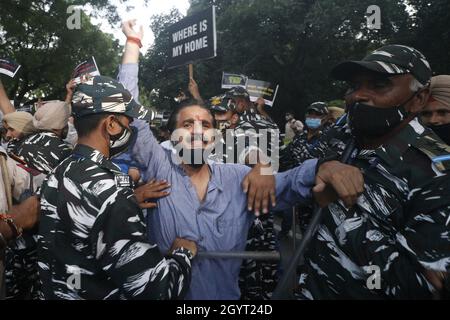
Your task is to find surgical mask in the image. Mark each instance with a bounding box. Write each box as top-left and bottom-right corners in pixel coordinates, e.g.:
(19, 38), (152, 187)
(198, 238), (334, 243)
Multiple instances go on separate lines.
(428, 123), (450, 145)
(305, 118), (322, 129)
(109, 118), (136, 158)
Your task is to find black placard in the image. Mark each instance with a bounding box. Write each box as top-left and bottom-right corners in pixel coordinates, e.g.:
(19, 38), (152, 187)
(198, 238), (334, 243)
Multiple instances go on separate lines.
(167, 6), (217, 69)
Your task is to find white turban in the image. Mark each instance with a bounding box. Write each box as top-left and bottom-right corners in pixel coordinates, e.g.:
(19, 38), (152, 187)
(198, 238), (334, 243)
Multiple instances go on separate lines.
(33, 101), (71, 131)
(3, 111), (37, 135)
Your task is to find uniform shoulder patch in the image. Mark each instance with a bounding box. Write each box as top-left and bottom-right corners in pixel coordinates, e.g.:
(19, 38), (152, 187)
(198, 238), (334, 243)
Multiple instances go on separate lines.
(114, 173), (132, 189)
(413, 131), (450, 173)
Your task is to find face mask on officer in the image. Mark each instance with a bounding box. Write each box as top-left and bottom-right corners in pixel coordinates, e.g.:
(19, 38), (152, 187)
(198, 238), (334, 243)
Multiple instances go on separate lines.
(107, 116), (136, 158)
(305, 117), (322, 130)
(428, 123), (450, 145)
(347, 91), (421, 139)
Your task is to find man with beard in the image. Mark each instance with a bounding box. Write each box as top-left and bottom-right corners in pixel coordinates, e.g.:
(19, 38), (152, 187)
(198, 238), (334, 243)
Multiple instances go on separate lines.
(119, 22), (363, 300)
(421, 75), (450, 145)
(294, 45), (450, 299)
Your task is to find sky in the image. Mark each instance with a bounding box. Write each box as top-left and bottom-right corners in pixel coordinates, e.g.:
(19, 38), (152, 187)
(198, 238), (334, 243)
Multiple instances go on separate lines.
(90, 0), (191, 53)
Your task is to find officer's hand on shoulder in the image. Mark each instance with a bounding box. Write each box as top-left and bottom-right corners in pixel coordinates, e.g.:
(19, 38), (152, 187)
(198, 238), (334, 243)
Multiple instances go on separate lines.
(170, 237), (197, 258)
(242, 162), (276, 217)
(134, 179), (171, 209)
(314, 161), (364, 208)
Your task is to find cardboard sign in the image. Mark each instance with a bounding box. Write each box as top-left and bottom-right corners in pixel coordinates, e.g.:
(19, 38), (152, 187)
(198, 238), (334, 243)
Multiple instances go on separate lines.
(72, 56), (100, 84)
(0, 59), (21, 78)
(221, 72), (247, 89)
(246, 79), (279, 107)
(167, 6), (217, 69)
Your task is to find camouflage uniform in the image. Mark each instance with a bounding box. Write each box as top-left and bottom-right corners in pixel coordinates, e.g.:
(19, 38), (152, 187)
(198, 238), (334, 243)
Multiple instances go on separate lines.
(295, 44), (450, 299)
(210, 90), (280, 300)
(5, 132), (72, 300)
(296, 119), (450, 299)
(37, 75), (193, 300)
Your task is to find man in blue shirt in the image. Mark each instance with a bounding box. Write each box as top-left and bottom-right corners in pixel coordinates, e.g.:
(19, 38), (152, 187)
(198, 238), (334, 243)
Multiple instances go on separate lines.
(118, 20), (363, 300)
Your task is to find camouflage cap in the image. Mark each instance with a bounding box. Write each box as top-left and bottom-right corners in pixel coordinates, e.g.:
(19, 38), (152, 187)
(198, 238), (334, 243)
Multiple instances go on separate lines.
(331, 45), (432, 86)
(224, 86), (250, 100)
(305, 102), (329, 115)
(209, 94), (236, 113)
(72, 76), (155, 121)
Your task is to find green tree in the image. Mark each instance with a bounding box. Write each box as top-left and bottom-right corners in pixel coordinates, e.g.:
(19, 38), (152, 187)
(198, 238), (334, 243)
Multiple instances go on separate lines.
(0, 0), (135, 105)
(140, 8), (185, 111)
(142, 1), (413, 120)
(408, 0), (450, 75)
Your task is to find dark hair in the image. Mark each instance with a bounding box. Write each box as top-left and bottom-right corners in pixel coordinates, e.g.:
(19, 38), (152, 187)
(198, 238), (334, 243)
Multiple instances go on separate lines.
(73, 113), (110, 138)
(167, 99), (216, 133)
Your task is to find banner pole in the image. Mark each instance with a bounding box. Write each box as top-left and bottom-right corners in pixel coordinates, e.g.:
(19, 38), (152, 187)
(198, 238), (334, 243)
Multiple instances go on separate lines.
(189, 64), (194, 79)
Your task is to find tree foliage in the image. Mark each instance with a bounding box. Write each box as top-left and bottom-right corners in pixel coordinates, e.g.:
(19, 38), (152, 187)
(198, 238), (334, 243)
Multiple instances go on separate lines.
(0, 0), (130, 105)
(141, 0), (449, 125)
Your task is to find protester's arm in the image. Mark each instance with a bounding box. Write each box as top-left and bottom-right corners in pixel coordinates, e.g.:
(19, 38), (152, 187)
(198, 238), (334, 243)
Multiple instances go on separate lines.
(0, 79), (16, 114)
(65, 79), (76, 105)
(188, 77), (204, 104)
(120, 20), (142, 98)
(273, 159), (364, 210)
(117, 20), (166, 180)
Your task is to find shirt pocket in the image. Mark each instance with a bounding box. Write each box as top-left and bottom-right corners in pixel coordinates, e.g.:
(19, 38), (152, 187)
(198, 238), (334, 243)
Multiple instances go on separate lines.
(214, 214), (247, 251)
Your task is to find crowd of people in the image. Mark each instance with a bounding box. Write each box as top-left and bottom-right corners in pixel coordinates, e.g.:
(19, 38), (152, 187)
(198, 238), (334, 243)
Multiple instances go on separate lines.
(0, 20), (449, 300)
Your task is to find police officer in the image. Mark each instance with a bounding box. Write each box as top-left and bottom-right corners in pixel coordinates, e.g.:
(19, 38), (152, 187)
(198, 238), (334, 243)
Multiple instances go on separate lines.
(37, 75), (197, 300)
(295, 44), (450, 299)
(1, 101), (72, 299)
(209, 91), (280, 300)
(280, 102), (331, 172)
(14, 101), (73, 174)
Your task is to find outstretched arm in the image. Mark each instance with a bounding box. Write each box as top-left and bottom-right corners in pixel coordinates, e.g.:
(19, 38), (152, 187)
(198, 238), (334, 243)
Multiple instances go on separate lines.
(0, 79), (16, 114)
(117, 20), (166, 182)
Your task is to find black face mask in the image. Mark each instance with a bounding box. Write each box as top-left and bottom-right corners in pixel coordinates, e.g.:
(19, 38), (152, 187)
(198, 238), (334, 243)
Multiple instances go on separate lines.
(175, 132), (212, 169)
(347, 93), (417, 139)
(179, 148), (207, 169)
(109, 118), (136, 158)
(428, 123), (450, 145)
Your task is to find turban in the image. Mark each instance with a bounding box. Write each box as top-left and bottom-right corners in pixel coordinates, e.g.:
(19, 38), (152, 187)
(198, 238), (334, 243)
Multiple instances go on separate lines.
(430, 75), (450, 108)
(3, 111), (36, 135)
(33, 101), (71, 131)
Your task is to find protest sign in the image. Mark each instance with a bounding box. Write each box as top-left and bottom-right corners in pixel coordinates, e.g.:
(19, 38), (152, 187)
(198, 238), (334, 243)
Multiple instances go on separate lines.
(167, 6), (217, 69)
(246, 79), (279, 107)
(72, 56), (100, 84)
(221, 72), (247, 89)
(0, 59), (21, 78)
